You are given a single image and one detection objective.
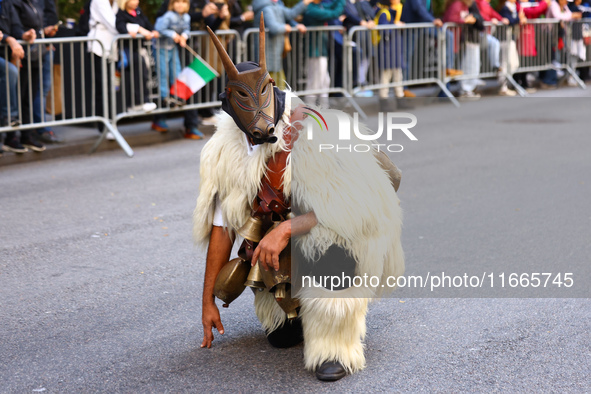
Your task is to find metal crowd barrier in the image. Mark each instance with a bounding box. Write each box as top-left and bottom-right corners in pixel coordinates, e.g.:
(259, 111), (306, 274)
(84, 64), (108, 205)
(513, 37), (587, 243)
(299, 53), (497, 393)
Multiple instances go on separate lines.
(569, 18), (591, 82)
(242, 26), (366, 116)
(107, 30), (241, 127)
(347, 23), (459, 106)
(3, 23), (590, 158)
(0, 37), (132, 156)
(442, 22), (516, 91)
(441, 19), (589, 97)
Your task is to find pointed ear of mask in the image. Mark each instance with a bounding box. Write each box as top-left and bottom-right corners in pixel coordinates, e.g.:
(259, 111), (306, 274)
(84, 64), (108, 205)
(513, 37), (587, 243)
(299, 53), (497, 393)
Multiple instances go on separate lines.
(259, 13), (266, 71)
(206, 26), (239, 80)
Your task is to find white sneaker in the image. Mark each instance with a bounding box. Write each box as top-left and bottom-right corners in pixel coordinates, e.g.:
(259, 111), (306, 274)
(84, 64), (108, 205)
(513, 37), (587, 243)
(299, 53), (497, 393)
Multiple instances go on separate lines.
(499, 87), (517, 96)
(142, 102), (157, 112)
(129, 103), (157, 113)
(106, 132), (116, 141)
(458, 91), (481, 99)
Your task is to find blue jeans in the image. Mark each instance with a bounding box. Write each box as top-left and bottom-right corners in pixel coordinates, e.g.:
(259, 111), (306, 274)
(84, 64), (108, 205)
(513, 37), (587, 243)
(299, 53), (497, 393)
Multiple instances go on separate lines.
(157, 47), (181, 98)
(0, 57), (19, 125)
(33, 51), (52, 133)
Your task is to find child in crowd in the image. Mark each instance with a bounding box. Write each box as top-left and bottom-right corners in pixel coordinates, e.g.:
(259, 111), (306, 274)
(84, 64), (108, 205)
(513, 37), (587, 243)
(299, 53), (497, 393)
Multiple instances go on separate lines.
(302, 0), (346, 108)
(152, 0), (204, 139)
(374, 0), (405, 110)
(116, 0), (159, 112)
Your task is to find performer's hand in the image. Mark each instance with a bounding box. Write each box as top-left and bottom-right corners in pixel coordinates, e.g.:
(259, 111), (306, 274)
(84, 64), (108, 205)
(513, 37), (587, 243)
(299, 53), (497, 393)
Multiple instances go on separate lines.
(252, 222), (290, 271)
(201, 301), (224, 348)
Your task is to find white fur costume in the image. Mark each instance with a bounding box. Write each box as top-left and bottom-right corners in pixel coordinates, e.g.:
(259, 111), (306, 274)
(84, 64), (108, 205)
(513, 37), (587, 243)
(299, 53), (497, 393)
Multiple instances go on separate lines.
(193, 92), (404, 373)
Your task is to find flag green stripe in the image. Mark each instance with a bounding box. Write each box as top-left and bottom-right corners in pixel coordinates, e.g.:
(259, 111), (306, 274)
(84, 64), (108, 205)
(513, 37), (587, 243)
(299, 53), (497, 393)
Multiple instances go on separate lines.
(189, 57), (218, 82)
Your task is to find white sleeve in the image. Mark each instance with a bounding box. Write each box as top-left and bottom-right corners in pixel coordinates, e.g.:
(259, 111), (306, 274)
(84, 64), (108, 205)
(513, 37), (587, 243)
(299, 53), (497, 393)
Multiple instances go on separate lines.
(212, 196), (226, 227)
(90, 0), (119, 34)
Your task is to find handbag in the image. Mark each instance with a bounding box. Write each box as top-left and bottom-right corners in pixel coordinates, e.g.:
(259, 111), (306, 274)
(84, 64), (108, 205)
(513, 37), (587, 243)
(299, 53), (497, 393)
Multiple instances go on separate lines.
(282, 34), (292, 58)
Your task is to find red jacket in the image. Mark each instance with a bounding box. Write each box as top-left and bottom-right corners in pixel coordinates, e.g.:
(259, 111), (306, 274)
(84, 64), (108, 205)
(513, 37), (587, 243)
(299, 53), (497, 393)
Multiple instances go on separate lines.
(475, 0), (503, 21)
(442, 0), (470, 24)
(521, 0), (548, 19)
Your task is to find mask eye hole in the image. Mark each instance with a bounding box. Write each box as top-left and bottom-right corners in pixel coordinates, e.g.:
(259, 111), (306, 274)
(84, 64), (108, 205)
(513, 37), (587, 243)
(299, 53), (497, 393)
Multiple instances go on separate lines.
(262, 83), (269, 95)
(236, 90), (248, 99)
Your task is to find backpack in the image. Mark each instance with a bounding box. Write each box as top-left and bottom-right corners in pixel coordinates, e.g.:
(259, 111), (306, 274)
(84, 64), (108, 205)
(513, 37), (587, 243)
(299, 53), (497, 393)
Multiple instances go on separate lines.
(76, 0), (92, 36)
(372, 7), (392, 46)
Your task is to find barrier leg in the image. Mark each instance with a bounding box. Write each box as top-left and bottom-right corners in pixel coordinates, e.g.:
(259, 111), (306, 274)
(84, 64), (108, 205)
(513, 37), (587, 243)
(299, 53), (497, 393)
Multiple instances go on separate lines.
(435, 80), (460, 108)
(89, 120), (134, 157)
(566, 66), (587, 89)
(506, 74), (528, 97)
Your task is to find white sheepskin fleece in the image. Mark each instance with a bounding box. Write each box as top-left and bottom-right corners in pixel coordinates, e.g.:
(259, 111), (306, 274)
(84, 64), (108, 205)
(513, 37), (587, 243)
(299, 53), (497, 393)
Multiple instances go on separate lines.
(291, 107), (405, 296)
(193, 92), (405, 373)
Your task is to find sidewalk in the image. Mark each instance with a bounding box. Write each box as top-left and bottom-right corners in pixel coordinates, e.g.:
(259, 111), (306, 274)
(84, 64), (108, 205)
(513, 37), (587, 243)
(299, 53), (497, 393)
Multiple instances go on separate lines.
(0, 117), (215, 167)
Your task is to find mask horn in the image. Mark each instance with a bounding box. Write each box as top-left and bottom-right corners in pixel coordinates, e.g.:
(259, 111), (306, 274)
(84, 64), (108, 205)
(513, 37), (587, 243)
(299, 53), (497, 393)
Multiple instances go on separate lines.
(259, 13), (266, 71)
(206, 26), (239, 80)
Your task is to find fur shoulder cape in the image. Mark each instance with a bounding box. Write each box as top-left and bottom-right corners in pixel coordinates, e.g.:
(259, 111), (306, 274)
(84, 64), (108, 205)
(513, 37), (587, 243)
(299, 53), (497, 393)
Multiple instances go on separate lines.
(193, 93), (404, 296)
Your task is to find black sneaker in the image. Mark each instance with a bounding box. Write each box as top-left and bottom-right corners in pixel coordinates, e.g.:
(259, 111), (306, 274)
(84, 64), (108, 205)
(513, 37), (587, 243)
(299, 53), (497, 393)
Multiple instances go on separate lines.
(21, 135), (46, 152)
(3, 138), (29, 154)
(38, 130), (64, 144)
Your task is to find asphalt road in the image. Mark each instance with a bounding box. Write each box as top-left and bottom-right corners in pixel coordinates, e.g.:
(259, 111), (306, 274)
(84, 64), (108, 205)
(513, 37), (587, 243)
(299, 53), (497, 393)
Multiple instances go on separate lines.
(1, 90), (590, 392)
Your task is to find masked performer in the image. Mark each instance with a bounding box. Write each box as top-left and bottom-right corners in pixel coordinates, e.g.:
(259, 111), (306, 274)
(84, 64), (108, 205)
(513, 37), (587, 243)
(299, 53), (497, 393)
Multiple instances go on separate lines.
(193, 17), (405, 381)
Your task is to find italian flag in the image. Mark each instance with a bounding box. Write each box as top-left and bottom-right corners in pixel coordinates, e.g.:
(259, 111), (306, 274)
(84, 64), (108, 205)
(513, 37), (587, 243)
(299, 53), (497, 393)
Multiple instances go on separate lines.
(170, 55), (219, 100)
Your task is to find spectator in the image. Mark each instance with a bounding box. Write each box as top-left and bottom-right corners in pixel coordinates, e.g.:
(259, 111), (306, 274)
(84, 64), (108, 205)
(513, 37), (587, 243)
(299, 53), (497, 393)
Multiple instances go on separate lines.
(0, 0), (25, 144)
(228, 0), (254, 34)
(36, 0), (61, 144)
(513, 0), (549, 91)
(343, 0), (377, 90)
(540, 0), (581, 87)
(87, 0), (119, 138)
(374, 0), (406, 110)
(152, 0), (220, 136)
(567, 0), (587, 82)
(302, 0), (346, 107)
(152, 0), (205, 139)
(498, 0), (524, 91)
(443, 0), (484, 98)
(5, 0), (48, 152)
(400, 0), (463, 88)
(252, 0), (311, 90)
(475, 0), (509, 92)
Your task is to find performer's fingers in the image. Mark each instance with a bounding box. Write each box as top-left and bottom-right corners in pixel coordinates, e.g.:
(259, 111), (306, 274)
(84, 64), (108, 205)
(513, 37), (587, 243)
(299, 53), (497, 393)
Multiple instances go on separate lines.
(272, 253), (280, 271)
(259, 251), (269, 271)
(252, 246), (261, 267)
(201, 328), (213, 348)
(215, 319), (225, 335)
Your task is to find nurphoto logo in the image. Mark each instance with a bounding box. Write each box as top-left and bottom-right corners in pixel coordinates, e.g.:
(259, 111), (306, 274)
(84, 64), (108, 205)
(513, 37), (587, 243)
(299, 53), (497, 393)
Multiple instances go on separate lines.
(296, 110), (419, 153)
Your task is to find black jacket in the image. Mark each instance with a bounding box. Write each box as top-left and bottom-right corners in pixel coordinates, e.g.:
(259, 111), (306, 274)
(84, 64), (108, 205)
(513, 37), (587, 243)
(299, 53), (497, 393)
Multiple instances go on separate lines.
(116, 7), (154, 51)
(464, 2), (484, 43)
(43, 0), (58, 27)
(0, 0), (24, 46)
(12, 0), (44, 36)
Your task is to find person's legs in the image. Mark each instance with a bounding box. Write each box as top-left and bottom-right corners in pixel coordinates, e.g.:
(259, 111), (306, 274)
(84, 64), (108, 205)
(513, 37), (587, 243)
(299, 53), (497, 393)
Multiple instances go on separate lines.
(305, 57), (322, 106)
(158, 47), (169, 100)
(460, 42), (480, 94)
(393, 68), (404, 98)
(319, 56), (331, 108)
(19, 62), (45, 151)
(0, 57), (19, 126)
(34, 51), (52, 134)
(487, 34), (500, 70)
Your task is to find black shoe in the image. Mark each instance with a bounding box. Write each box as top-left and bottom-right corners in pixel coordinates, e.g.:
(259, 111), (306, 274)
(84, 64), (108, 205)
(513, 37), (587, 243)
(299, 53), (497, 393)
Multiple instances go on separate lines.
(22, 135), (46, 152)
(315, 361), (347, 381)
(266, 317), (303, 348)
(38, 130), (64, 144)
(3, 138), (29, 154)
(10, 119), (20, 127)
